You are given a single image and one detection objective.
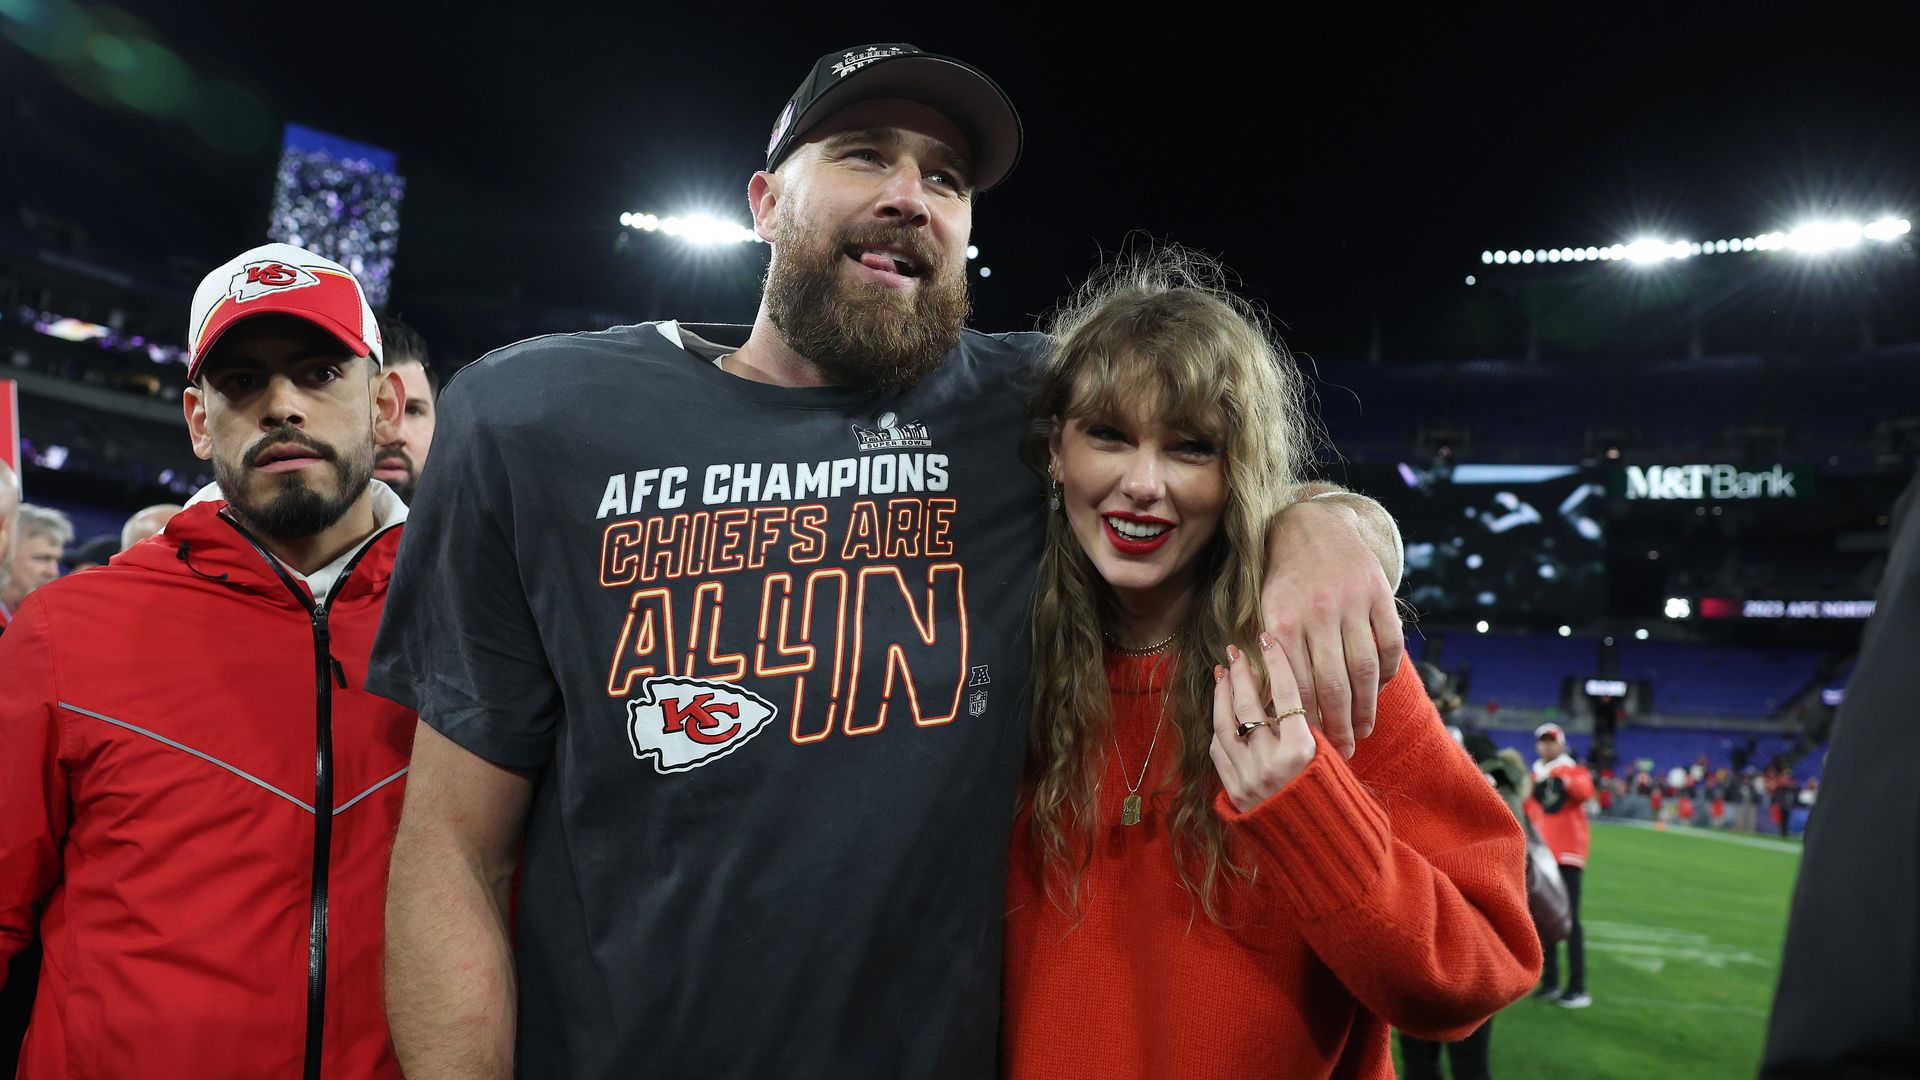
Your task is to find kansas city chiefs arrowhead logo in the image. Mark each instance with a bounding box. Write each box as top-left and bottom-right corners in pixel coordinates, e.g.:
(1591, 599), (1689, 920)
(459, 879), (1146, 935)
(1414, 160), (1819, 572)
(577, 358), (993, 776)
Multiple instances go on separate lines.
(229, 260), (321, 303)
(626, 676), (778, 773)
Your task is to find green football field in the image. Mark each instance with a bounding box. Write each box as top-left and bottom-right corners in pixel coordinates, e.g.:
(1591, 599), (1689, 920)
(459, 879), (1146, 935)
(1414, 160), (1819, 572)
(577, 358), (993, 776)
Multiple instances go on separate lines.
(1462, 820), (1802, 1079)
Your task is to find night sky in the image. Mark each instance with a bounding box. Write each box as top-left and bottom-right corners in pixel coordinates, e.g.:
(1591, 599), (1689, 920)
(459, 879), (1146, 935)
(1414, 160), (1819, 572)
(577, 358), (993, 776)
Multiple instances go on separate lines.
(7, 3), (1920, 360)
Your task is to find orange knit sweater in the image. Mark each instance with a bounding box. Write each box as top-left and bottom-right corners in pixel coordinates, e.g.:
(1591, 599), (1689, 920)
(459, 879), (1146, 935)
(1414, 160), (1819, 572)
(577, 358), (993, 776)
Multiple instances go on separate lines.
(1003, 655), (1541, 1079)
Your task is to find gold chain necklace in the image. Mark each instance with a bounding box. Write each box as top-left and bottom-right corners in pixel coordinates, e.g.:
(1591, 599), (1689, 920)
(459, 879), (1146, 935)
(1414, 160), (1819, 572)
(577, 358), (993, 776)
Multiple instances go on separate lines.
(1104, 628), (1184, 657)
(1105, 628), (1180, 825)
(1111, 712), (1167, 826)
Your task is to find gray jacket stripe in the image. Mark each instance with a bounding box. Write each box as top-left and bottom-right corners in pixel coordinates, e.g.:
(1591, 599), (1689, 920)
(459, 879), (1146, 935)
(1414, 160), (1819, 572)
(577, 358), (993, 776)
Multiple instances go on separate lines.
(333, 767), (409, 815)
(59, 702), (318, 814)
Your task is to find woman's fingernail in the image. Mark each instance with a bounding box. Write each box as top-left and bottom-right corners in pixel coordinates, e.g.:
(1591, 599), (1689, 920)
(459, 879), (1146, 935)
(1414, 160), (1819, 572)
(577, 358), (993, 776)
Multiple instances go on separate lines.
(1214, 664), (1227, 682)
(1226, 645), (1242, 664)
(1258, 631), (1277, 652)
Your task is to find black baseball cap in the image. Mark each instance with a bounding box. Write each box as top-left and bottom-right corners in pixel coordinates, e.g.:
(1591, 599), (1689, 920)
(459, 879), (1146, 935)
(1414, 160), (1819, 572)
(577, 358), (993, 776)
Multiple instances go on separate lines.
(67, 534), (120, 569)
(765, 43), (1023, 192)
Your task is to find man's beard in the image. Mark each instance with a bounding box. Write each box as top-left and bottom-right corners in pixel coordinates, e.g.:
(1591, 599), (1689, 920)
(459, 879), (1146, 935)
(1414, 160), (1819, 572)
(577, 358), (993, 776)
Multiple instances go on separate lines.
(764, 211), (970, 393)
(375, 447), (418, 504)
(215, 428), (372, 541)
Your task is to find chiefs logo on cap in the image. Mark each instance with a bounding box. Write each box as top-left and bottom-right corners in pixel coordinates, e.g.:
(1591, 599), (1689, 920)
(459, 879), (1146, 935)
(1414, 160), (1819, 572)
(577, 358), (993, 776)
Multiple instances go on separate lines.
(627, 676), (778, 773)
(228, 259), (322, 304)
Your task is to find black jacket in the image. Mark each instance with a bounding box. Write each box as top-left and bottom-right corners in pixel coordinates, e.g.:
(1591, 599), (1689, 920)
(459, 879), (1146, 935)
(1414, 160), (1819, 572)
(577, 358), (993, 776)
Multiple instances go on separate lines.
(1762, 473), (1920, 1078)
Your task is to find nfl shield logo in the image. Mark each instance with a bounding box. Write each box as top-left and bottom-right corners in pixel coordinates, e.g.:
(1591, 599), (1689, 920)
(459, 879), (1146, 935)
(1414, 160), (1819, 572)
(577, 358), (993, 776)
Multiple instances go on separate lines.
(968, 690), (988, 717)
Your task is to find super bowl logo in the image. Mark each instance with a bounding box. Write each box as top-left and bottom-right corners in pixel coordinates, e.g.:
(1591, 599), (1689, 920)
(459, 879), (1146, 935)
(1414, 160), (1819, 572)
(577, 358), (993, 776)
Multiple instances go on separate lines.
(768, 100), (796, 156)
(626, 676), (778, 773)
(228, 260), (321, 304)
(851, 412), (933, 452)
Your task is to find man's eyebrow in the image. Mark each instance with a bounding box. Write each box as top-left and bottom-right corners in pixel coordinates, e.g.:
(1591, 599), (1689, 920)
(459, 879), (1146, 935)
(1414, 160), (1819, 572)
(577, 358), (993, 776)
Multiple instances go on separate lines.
(207, 347), (351, 371)
(819, 127), (973, 174)
(818, 126), (900, 151)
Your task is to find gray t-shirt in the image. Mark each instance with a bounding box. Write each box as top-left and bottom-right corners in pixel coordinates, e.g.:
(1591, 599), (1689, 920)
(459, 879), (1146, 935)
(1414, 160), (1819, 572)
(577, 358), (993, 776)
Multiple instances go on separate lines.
(369, 321), (1047, 1078)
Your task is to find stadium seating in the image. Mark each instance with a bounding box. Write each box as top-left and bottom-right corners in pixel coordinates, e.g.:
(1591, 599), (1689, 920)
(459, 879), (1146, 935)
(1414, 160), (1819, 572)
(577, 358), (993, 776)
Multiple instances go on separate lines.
(1615, 639), (1821, 719)
(1425, 630), (1601, 709)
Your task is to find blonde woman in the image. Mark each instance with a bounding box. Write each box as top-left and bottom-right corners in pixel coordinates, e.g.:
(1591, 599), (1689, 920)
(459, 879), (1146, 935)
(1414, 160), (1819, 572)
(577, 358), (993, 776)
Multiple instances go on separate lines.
(1002, 248), (1540, 1079)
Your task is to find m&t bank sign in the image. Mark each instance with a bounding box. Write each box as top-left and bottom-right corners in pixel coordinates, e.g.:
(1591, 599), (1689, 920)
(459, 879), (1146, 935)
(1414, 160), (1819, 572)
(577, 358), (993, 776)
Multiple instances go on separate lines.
(1614, 464), (1805, 501)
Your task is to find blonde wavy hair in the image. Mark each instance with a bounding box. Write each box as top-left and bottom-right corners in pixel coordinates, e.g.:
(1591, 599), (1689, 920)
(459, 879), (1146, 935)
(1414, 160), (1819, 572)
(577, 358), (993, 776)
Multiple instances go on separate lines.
(1024, 245), (1316, 922)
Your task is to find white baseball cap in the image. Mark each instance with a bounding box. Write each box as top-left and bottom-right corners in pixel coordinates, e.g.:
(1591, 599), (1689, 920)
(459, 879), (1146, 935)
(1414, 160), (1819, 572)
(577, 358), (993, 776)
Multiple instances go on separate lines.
(186, 242), (382, 380)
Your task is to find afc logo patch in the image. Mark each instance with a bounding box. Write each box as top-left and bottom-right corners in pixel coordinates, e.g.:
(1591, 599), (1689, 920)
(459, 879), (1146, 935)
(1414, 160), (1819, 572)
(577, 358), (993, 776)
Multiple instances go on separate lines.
(626, 676), (778, 773)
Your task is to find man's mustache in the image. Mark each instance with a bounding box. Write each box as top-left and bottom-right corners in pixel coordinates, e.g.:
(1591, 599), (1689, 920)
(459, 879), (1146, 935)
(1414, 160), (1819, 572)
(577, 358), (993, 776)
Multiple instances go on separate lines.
(246, 429), (337, 467)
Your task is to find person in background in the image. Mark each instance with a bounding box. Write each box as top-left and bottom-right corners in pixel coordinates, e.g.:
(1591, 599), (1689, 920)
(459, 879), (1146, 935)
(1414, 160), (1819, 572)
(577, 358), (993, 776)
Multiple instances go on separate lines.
(0, 506), (72, 616)
(1397, 705), (1531, 1079)
(0, 461), (22, 1080)
(371, 315), (437, 504)
(120, 502), (184, 550)
(64, 534), (119, 572)
(1527, 722), (1594, 1008)
(0, 462), (18, 634)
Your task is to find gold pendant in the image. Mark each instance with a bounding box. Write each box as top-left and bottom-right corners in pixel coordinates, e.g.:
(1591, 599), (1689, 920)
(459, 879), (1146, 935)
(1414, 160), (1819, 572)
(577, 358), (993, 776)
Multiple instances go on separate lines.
(1122, 794), (1143, 825)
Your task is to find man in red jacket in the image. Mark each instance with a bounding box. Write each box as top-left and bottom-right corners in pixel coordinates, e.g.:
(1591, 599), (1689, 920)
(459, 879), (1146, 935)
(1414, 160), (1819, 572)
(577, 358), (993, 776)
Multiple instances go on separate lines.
(0, 242), (414, 1079)
(1526, 721), (1596, 1008)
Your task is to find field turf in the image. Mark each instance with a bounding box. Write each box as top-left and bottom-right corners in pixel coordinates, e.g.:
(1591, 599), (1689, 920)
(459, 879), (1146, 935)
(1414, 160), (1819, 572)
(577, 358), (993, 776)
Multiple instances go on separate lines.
(1460, 820), (1801, 1079)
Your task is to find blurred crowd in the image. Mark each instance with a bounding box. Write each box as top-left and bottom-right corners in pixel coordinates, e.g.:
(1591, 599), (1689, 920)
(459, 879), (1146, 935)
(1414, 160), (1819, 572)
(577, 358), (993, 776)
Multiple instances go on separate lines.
(1595, 755), (1818, 836)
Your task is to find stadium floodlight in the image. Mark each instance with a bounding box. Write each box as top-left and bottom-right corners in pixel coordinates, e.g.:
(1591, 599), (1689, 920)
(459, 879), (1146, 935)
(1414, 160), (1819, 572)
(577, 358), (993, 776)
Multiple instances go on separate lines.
(966, 244), (980, 260)
(1625, 238), (1670, 265)
(1864, 217), (1912, 240)
(1786, 219), (1864, 254)
(979, 266), (992, 278)
(1479, 215), (1910, 269)
(1475, 620), (1490, 633)
(1634, 628), (1650, 640)
(619, 211), (762, 245)
(1557, 625), (1573, 637)
(1664, 597), (1692, 619)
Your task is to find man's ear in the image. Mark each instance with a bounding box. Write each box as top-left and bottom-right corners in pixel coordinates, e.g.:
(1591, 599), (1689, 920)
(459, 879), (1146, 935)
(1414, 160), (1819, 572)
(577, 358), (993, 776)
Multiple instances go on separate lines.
(749, 169), (782, 244)
(183, 385), (214, 462)
(372, 366), (404, 444)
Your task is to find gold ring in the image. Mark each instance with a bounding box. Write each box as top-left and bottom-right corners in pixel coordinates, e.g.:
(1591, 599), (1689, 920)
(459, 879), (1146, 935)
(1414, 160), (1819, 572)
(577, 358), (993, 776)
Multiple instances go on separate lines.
(1236, 719), (1270, 737)
(1272, 706), (1306, 721)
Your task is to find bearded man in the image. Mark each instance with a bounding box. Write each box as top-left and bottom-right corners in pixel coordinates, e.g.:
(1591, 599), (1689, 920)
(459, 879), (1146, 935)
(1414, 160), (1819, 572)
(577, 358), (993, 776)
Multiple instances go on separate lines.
(374, 45), (1411, 1080)
(0, 243), (416, 1079)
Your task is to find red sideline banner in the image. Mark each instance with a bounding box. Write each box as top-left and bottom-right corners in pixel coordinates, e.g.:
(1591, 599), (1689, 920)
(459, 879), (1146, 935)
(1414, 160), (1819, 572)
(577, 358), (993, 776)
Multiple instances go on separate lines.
(0, 378), (18, 488)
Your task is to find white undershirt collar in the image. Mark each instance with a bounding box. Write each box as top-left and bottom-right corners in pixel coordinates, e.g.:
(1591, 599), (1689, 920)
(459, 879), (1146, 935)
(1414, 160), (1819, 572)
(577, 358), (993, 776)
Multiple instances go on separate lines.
(185, 480), (409, 603)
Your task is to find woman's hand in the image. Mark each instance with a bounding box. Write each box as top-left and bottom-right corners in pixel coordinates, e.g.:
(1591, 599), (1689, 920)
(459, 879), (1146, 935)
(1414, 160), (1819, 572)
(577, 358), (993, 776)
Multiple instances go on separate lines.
(1210, 634), (1318, 814)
